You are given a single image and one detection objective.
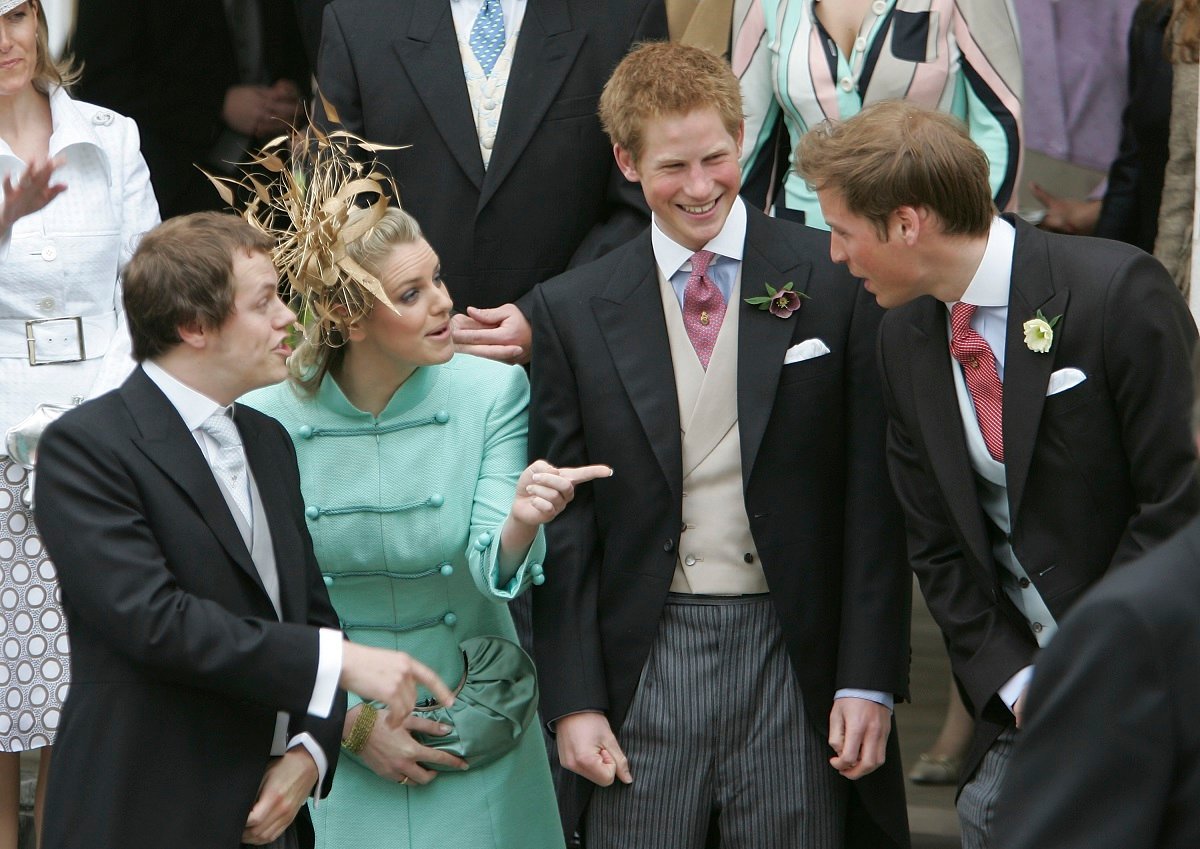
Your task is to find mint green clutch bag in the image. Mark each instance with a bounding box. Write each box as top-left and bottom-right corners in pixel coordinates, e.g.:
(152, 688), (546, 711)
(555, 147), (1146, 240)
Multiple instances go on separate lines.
(412, 635), (539, 770)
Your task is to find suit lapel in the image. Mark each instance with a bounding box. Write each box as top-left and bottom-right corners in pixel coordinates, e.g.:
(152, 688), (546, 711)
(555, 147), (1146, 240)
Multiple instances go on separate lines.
(592, 234), (683, 503)
(122, 370), (266, 594)
(907, 300), (995, 575)
(393, 0), (486, 191)
(737, 209), (812, 483)
(1002, 218), (1068, 520)
(478, 0), (584, 210)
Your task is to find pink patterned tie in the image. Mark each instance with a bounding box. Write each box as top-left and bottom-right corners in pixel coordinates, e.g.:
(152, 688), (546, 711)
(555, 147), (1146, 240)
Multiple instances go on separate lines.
(682, 250), (725, 369)
(949, 302), (1004, 462)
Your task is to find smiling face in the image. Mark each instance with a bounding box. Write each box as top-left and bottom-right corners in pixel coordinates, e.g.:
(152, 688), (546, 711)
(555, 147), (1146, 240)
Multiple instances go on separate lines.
(0, 2), (37, 97)
(818, 186), (925, 309)
(348, 238), (455, 376)
(203, 249), (296, 402)
(615, 107), (743, 251)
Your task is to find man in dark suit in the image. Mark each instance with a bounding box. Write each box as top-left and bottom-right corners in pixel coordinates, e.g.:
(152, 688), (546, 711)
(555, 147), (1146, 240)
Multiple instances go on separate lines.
(528, 43), (910, 848)
(72, 0), (310, 219)
(309, 0), (666, 365)
(797, 101), (1199, 849)
(34, 213), (455, 849)
(992, 352), (1200, 848)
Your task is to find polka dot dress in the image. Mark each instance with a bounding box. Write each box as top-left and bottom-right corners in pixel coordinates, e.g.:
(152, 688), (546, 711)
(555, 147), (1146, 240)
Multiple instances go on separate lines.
(0, 459), (68, 751)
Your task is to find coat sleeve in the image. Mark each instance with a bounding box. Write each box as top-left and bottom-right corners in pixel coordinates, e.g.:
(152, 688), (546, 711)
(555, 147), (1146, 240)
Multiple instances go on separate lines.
(34, 414), (329, 720)
(834, 286), (912, 699)
(876, 320), (1034, 718)
(527, 285), (610, 724)
(991, 594), (1172, 849)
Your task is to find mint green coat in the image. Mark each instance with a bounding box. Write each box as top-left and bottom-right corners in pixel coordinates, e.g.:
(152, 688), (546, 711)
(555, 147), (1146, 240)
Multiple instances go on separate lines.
(243, 355), (563, 849)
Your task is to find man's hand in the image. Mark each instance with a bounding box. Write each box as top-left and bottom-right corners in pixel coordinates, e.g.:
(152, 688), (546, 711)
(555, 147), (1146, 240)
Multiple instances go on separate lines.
(223, 81), (304, 139)
(556, 712), (632, 787)
(241, 748), (318, 845)
(1, 155), (66, 233)
(1013, 685), (1028, 729)
(1030, 183), (1101, 236)
(828, 697), (891, 780)
(339, 643), (456, 727)
(357, 708), (467, 784)
(451, 304), (531, 365)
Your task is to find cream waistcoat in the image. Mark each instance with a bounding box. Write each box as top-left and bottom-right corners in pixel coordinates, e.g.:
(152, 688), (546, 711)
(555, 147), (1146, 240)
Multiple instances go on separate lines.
(658, 268), (767, 594)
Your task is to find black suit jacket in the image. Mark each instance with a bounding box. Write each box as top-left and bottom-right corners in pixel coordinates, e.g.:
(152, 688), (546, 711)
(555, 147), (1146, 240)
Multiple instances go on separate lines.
(314, 0), (666, 311)
(72, 0), (310, 219)
(34, 369), (345, 849)
(878, 216), (1199, 783)
(529, 208), (912, 847)
(992, 514), (1200, 849)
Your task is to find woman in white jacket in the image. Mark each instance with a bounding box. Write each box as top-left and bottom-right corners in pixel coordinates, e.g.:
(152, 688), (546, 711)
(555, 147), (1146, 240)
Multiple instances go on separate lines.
(0, 2), (158, 845)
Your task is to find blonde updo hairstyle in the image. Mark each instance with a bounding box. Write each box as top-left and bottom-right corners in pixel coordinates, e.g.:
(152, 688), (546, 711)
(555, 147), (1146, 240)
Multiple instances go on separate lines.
(290, 206), (425, 394)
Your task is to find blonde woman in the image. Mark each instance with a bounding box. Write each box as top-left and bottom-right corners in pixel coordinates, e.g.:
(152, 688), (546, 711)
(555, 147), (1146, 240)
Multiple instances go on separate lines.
(0, 1), (157, 845)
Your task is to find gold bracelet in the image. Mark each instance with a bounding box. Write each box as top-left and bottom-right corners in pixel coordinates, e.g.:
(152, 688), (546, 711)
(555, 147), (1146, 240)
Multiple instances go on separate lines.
(341, 703), (378, 754)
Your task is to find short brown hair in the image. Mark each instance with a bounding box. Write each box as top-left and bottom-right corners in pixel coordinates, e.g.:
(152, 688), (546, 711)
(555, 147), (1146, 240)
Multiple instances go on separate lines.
(599, 41), (742, 161)
(796, 101), (994, 238)
(123, 212), (275, 361)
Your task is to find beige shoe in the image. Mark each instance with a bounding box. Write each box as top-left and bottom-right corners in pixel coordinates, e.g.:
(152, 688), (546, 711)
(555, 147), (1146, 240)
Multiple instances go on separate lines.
(908, 752), (961, 785)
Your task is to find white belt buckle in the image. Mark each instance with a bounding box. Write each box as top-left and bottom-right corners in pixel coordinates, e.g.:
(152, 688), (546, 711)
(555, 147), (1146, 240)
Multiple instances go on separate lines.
(25, 316), (85, 365)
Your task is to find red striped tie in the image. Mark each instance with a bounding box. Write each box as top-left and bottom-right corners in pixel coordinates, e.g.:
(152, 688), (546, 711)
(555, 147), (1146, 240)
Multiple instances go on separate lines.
(949, 302), (1004, 462)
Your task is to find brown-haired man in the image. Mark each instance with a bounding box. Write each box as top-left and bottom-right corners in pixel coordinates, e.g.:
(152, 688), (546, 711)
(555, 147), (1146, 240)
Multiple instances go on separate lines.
(529, 42), (911, 849)
(799, 101), (1200, 849)
(34, 212), (456, 849)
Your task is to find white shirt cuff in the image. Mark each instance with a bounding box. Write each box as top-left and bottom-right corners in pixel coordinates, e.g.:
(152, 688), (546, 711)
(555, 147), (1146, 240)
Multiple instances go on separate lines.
(834, 688), (894, 712)
(999, 665), (1035, 712)
(286, 733), (328, 804)
(308, 628), (343, 718)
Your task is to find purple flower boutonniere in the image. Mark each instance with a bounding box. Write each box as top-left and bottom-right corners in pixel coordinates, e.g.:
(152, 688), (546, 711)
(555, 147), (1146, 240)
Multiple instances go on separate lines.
(744, 282), (809, 318)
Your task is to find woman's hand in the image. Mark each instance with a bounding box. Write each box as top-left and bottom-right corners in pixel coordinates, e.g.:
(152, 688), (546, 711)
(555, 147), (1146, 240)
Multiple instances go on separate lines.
(1, 155), (67, 232)
(509, 460), (613, 530)
(355, 706), (468, 785)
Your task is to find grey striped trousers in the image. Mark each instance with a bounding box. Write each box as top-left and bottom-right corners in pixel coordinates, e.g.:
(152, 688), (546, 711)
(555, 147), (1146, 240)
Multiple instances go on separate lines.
(957, 727), (1016, 849)
(586, 594), (847, 849)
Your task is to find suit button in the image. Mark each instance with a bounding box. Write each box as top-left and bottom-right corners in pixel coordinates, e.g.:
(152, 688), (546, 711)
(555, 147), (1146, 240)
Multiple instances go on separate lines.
(323, 575), (334, 587)
(434, 410), (450, 424)
(305, 506), (320, 520)
(1018, 577), (1030, 588)
(743, 553), (755, 564)
(41, 244), (57, 261)
(428, 494), (445, 508)
(439, 563), (454, 577)
(684, 555), (697, 567)
(663, 540), (675, 553)
(443, 612), (458, 627)
(1031, 622), (1043, 634)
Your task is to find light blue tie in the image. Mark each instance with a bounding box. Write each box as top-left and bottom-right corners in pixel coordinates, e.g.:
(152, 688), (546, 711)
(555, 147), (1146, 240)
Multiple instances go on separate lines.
(469, 0), (506, 77)
(200, 409), (251, 522)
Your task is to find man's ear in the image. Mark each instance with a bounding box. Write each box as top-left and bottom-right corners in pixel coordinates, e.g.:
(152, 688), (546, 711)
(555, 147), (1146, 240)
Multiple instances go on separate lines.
(614, 143), (641, 184)
(893, 205), (923, 246)
(176, 321), (209, 351)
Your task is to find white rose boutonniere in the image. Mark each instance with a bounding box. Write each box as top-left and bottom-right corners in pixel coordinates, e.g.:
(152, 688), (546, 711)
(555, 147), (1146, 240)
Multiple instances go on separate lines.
(1023, 309), (1062, 354)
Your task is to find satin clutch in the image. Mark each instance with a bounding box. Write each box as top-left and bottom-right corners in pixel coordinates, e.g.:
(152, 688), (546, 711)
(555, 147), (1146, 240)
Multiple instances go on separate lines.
(4, 402), (74, 510)
(412, 635), (539, 770)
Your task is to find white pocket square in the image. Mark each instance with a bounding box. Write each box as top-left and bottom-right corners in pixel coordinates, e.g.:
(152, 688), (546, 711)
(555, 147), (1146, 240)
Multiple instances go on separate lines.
(783, 338), (831, 365)
(1046, 367), (1087, 396)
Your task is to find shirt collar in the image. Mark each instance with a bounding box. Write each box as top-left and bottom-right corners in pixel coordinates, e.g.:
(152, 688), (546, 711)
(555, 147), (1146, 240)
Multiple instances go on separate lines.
(142, 360), (230, 432)
(651, 195), (747, 280)
(0, 88), (113, 182)
(954, 217), (1016, 309)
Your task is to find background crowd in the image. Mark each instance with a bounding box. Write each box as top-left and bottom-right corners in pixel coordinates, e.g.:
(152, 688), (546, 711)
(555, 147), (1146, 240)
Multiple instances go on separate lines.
(2, 1), (1200, 848)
